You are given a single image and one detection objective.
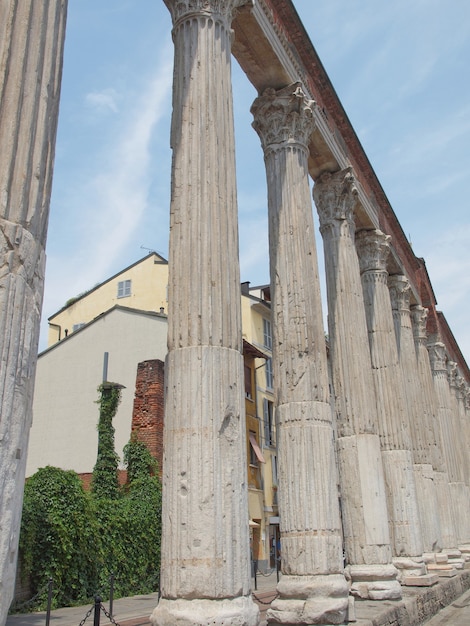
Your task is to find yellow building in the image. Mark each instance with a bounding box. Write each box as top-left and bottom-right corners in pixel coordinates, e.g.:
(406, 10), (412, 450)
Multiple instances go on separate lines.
(241, 283), (278, 573)
(47, 252), (169, 345)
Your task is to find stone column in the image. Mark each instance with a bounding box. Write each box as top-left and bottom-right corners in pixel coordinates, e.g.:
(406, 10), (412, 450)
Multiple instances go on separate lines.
(355, 232), (424, 583)
(447, 365), (470, 545)
(411, 307), (456, 557)
(151, 2), (258, 624)
(455, 376), (470, 545)
(251, 84), (348, 625)
(313, 170), (400, 601)
(0, 3), (67, 624)
(388, 276), (442, 558)
(427, 341), (460, 551)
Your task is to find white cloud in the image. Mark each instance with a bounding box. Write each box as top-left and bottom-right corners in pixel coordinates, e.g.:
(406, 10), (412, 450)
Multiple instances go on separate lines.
(85, 88), (119, 113)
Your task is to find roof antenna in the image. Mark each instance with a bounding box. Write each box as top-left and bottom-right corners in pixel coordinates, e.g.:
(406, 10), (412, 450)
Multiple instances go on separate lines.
(140, 245), (155, 255)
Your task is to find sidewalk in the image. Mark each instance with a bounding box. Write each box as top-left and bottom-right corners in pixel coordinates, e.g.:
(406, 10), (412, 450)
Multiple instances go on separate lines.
(7, 570), (470, 626)
(6, 571), (278, 626)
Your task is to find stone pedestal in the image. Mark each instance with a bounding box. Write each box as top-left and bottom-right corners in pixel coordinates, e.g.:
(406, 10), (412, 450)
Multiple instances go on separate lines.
(252, 84), (348, 625)
(313, 170), (399, 601)
(0, 3), (67, 623)
(152, 2), (258, 624)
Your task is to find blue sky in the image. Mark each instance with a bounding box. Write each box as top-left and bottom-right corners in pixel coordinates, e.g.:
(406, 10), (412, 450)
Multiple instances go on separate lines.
(42, 1), (470, 362)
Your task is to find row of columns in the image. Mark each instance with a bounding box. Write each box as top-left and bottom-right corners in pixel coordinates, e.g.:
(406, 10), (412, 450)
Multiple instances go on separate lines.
(153, 2), (470, 624)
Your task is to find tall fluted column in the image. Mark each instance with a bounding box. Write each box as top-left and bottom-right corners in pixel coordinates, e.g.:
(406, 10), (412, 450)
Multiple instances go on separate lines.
(355, 232), (424, 583)
(0, 3), (67, 624)
(251, 84), (348, 625)
(411, 306), (456, 552)
(447, 365), (470, 544)
(455, 376), (470, 544)
(313, 170), (400, 601)
(427, 341), (460, 550)
(152, 2), (258, 624)
(388, 276), (442, 556)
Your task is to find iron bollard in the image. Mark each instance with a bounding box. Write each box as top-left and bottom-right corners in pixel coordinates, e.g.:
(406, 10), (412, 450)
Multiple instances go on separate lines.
(93, 596), (101, 626)
(45, 578), (53, 626)
(109, 572), (114, 616)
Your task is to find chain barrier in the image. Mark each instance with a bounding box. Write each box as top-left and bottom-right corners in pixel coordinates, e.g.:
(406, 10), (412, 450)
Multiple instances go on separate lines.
(9, 580), (54, 613)
(100, 602), (122, 626)
(78, 604), (94, 626)
(252, 591), (279, 605)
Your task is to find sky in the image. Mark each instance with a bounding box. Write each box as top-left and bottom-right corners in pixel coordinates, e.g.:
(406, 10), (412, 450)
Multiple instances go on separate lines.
(41, 0), (470, 363)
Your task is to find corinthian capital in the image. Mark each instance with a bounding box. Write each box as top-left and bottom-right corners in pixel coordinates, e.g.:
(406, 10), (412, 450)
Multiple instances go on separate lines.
(427, 341), (447, 373)
(388, 275), (411, 312)
(313, 167), (359, 232)
(411, 305), (428, 342)
(166, 0), (249, 25)
(251, 82), (316, 151)
(447, 361), (458, 388)
(355, 229), (391, 274)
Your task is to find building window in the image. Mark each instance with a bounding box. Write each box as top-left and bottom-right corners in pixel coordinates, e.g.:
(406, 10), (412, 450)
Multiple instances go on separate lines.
(72, 323), (85, 332)
(245, 364), (253, 399)
(263, 398), (275, 447)
(263, 317), (272, 350)
(265, 357), (273, 390)
(271, 454), (278, 487)
(249, 431), (265, 466)
(117, 279), (131, 298)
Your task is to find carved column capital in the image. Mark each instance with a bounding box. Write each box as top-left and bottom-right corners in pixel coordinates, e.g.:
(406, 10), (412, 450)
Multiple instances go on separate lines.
(447, 361), (458, 388)
(251, 82), (316, 152)
(388, 275), (411, 313)
(355, 229), (391, 275)
(411, 305), (428, 343)
(428, 341), (447, 373)
(313, 167), (359, 235)
(166, 0), (249, 26)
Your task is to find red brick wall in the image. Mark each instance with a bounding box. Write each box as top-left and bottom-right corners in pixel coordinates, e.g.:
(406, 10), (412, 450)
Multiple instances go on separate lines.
(131, 359), (165, 475)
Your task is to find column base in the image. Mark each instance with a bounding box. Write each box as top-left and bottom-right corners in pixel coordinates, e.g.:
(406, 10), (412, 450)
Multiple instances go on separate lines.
(346, 564), (402, 600)
(267, 574), (349, 625)
(150, 596), (260, 626)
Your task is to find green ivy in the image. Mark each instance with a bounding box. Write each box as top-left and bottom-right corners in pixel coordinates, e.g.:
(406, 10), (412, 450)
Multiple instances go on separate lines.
(91, 384), (121, 500)
(19, 467), (99, 610)
(17, 440), (162, 612)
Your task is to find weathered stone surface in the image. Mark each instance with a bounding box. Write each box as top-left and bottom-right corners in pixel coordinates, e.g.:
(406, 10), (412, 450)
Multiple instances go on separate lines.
(0, 2), (67, 623)
(151, 596), (259, 626)
(313, 171), (398, 599)
(252, 83), (347, 624)
(153, 1), (258, 623)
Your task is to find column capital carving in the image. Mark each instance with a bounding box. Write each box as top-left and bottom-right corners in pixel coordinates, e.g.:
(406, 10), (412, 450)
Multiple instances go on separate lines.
(355, 229), (390, 275)
(427, 341), (447, 373)
(166, 0), (249, 26)
(447, 360), (458, 388)
(388, 275), (411, 312)
(411, 305), (428, 343)
(251, 82), (316, 152)
(313, 167), (359, 234)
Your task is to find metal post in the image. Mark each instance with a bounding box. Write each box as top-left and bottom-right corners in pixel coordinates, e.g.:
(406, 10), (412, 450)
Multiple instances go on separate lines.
(109, 572), (114, 616)
(93, 596), (101, 626)
(102, 352), (109, 383)
(45, 578), (53, 626)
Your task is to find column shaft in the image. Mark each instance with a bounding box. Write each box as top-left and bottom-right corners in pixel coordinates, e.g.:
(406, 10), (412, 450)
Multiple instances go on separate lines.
(389, 277), (442, 555)
(355, 232), (423, 577)
(427, 342), (459, 549)
(0, 2), (67, 623)
(252, 84), (348, 626)
(152, 3), (258, 624)
(313, 170), (400, 601)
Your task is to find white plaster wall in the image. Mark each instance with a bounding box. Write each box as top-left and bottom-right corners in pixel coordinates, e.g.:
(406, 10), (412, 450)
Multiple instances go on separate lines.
(27, 308), (168, 476)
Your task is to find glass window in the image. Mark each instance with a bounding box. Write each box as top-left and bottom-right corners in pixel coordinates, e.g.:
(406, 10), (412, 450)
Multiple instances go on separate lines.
(263, 317), (272, 350)
(265, 358), (273, 390)
(263, 398), (275, 446)
(117, 279), (131, 298)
